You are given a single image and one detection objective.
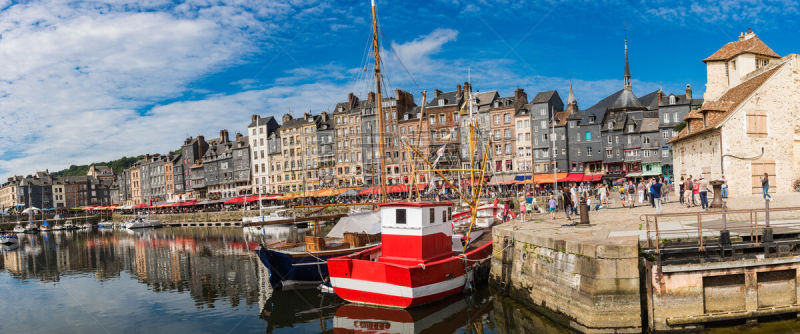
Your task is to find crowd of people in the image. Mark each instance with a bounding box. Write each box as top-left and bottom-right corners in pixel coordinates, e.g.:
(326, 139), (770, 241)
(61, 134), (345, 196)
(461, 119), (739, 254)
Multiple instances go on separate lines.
(509, 174), (740, 222)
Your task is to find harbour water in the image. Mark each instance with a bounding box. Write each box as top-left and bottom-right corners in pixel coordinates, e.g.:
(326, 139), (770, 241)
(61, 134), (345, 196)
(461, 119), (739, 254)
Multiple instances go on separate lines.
(0, 227), (797, 333)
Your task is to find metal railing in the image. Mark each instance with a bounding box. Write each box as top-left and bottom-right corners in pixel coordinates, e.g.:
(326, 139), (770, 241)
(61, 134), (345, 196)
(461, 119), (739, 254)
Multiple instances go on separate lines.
(640, 201), (800, 254)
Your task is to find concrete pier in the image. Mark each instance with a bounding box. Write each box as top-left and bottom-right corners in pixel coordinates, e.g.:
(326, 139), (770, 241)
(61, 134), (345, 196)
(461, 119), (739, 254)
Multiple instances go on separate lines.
(491, 195), (800, 333)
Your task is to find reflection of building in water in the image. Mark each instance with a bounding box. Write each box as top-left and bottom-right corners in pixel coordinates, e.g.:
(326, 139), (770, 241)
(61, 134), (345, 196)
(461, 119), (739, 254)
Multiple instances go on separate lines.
(1, 231), (264, 310)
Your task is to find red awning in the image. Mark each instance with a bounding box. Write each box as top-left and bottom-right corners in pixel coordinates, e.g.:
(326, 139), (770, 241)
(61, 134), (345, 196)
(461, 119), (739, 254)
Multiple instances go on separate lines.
(558, 174), (584, 183)
(224, 197), (246, 204)
(581, 174), (603, 182)
(132, 203), (150, 209)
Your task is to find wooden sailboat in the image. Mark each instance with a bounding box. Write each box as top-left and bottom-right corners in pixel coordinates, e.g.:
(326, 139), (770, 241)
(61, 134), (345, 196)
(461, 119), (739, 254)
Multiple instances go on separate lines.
(325, 0), (507, 309)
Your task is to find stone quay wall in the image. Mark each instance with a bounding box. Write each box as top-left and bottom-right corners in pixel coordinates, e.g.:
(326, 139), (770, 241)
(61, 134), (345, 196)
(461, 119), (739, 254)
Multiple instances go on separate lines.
(490, 225), (642, 333)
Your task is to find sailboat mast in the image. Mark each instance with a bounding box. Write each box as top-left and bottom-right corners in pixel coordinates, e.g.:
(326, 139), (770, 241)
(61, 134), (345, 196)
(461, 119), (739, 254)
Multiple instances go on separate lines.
(371, 0), (387, 202)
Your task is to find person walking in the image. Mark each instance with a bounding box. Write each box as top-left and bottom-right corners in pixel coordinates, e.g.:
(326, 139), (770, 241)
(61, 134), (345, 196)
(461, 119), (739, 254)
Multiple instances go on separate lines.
(562, 187), (573, 221)
(699, 175), (709, 211)
(762, 172), (772, 201)
(599, 184), (608, 206)
(721, 175), (728, 198)
(678, 176), (685, 204)
(663, 178), (670, 203)
(627, 181), (636, 208)
(619, 184), (627, 208)
(653, 178), (663, 214)
(526, 192), (534, 216)
(637, 181), (645, 204)
(649, 179), (656, 208)
(692, 179), (700, 207)
(570, 184), (579, 216)
(518, 193), (527, 221)
(684, 176), (693, 208)
(548, 195), (557, 220)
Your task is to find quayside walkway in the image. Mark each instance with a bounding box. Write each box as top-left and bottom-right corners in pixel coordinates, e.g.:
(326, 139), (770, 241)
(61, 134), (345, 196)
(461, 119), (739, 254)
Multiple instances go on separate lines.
(491, 192), (800, 333)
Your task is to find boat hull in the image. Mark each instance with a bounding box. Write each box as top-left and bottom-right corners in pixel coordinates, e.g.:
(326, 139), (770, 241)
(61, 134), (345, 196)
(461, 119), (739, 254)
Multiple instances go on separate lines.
(255, 244), (378, 290)
(0, 235), (19, 244)
(328, 241), (493, 308)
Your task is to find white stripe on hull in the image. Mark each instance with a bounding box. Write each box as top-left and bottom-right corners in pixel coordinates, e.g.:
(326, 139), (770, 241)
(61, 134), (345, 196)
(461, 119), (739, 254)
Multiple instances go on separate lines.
(331, 274), (465, 298)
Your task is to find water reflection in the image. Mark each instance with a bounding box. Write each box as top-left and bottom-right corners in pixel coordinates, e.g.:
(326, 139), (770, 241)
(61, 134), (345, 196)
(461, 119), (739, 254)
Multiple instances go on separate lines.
(0, 227), (581, 334)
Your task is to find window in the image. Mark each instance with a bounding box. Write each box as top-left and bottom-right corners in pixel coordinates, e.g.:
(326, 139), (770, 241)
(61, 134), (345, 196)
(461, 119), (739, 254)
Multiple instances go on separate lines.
(643, 150), (651, 157)
(746, 110), (767, 137)
(440, 114), (445, 123)
(429, 208), (435, 223)
(494, 115), (500, 125)
(663, 113), (669, 122)
(669, 95), (676, 104)
(569, 121), (576, 128)
(586, 146), (592, 156)
(504, 113), (510, 123)
(589, 115), (596, 123)
(429, 115), (435, 125)
(606, 148), (612, 157)
(396, 209), (406, 224)
(517, 121), (523, 129)
(627, 124), (634, 132)
(642, 136), (650, 144)
(585, 131), (591, 141)
(662, 149), (669, 158)
(540, 120), (547, 129)
(561, 148), (566, 156)
(607, 122), (613, 130)
(504, 129), (511, 139)
(607, 136), (612, 144)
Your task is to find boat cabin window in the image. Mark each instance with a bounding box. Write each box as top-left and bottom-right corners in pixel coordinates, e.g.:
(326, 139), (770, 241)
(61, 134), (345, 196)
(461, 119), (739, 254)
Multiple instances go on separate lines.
(429, 208), (435, 223)
(447, 207), (451, 221)
(395, 209), (406, 224)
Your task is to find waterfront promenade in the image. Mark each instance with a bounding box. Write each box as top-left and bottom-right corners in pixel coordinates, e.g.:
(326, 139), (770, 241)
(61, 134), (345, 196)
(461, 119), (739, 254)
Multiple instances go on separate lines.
(492, 192), (800, 333)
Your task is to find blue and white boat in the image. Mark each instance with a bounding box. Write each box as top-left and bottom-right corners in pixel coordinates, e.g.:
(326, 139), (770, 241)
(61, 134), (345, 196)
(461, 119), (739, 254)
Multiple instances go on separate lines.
(98, 222), (114, 229)
(255, 210), (381, 289)
(13, 224), (25, 234)
(0, 233), (19, 244)
(25, 221), (39, 233)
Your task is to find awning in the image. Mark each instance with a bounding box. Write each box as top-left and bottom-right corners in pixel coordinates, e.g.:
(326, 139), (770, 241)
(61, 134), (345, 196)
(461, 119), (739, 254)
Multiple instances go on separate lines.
(641, 170), (661, 176)
(224, 197), (246, 204)
(626, 172), (643, 177)
(582, 174), (603, 182)
(132, 203), (150, 209)
(514, 175), (532, 181)
(519, 172), (568, 184)
(488, 175), (516, 185)
(559, 174), (585, 183)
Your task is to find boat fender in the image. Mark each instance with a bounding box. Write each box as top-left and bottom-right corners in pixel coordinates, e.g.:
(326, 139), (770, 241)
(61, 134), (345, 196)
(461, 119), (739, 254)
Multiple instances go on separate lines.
(418, 263), (426, 270)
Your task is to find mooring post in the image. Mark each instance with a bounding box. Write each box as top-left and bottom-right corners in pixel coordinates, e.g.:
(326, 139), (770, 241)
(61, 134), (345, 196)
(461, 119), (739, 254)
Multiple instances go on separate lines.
(763, 200), (773, 243)
(720, 202), (731, 249)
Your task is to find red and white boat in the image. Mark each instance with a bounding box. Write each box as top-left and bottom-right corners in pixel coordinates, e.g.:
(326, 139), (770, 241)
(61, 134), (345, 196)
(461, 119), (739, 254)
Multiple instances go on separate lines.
(326, 202), (494, 308)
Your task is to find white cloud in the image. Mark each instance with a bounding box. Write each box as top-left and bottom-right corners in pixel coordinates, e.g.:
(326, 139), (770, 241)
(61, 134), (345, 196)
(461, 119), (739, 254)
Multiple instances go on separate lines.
(0, 0), (327, 179)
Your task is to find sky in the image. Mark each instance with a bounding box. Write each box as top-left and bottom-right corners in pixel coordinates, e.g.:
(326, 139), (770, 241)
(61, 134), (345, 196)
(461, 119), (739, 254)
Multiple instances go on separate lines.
(0, 0), (798, 180)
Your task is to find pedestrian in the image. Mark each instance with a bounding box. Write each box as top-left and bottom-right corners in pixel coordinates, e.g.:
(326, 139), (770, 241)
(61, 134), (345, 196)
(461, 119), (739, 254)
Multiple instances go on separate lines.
(698, 175), (709, 210)
(649, 179), (656, 208)
(627, 181), (636, 208)
(692, 179), (700, 207)
(721, 175), (728, 198)
(762, 172), (772, 201)
(663, 179), (670, 203)
(570, 184), (579, 215)
(652, 178), (663, 214)
(637, 181), (645, 204)
(548, 195), (557, 220)
(599, 184), (608, 206)
(619, 184), (627, 207)
(518, 193), (527, 221)
(526, 192), (534, 216)
(678, 176), (685, 204)
(562, 187), (573, 221)
(684, 176), (693, 207)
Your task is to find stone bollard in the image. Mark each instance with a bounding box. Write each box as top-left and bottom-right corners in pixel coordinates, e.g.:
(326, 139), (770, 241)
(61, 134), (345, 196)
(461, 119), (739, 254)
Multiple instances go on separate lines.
(579, 200), (590, 225)
(763, 199), (773, 243)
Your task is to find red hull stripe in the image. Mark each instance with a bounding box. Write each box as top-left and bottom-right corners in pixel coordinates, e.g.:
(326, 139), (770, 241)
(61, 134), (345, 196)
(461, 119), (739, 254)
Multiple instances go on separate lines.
(332, 284), (464, 308)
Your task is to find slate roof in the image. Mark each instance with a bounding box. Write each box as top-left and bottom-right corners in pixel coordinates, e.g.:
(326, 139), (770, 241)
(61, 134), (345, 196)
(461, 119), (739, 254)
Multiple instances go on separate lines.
(580, 89), (624, 125)
(638, 90), (662, 110)
(609, 88), (645, 111)
(428, 90), (460, 106)
(248, 116), (276, 128)
(669, 62), (785, 143)
(531, 90), (558, 104)
(703, 35), (780, 62)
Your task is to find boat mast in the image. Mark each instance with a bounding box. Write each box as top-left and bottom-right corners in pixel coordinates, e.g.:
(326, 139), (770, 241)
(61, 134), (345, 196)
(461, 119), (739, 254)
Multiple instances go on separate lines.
(371, 0), (387, 202)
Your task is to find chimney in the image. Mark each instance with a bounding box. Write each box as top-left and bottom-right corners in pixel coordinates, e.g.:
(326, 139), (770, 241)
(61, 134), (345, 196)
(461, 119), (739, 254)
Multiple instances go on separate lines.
(304, 112), (312, 121)
(657, 90), (662, 106)
(457, 84), (462, 97)
(739, 32), (744, 41)
(197, 135), (205, 145)
(434, 89), (442, 98)
(348, 92), (358, 109)
(463, 82), (472, 94)
(686, 84), (692, 100)
(236, 132), (243, 140)
(514, 88), (528, 105)
(251, 114), (258, 123)
(367, 92), (376, 104)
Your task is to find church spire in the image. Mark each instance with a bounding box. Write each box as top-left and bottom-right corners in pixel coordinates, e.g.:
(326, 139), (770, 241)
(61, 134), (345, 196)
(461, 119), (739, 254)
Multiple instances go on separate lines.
(567, 80), (576, 105)
(624, 29), (631, 90)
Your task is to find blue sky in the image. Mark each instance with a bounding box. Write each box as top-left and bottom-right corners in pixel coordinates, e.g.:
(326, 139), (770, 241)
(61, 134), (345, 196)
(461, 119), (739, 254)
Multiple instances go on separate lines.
(0, 0), (798, 179)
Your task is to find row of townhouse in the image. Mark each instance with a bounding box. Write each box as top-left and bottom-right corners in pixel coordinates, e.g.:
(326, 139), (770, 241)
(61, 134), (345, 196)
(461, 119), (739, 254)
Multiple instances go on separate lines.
(0, 169), (114, 210)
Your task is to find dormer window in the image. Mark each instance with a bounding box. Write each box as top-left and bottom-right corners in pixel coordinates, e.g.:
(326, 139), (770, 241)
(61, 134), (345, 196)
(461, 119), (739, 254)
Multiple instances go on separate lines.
(627, 124), (635, 132)
(669, 95), (676, 104)
(438, 99), (445, 106)
(589, 116), (596, 123)
(607, 122), (613, 130)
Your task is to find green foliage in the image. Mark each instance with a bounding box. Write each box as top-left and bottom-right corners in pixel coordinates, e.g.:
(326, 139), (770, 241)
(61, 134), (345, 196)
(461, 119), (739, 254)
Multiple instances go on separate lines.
(53, 156), (142, 177)
(673, 121), (686, 132)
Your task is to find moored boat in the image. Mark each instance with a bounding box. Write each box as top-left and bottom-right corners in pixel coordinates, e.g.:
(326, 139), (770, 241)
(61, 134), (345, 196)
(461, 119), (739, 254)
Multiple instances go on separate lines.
(124, 217), (162, 229)
(255, 210), (381, 289)
(13, 224), (26, 234)
(64, 221), (75, 230)
(0, 233), (19, 244)
(39, 220), (50, 232)
(327, 202), (493, 308)
(98, 222), (114, 229)
(25, 222), (39, 233)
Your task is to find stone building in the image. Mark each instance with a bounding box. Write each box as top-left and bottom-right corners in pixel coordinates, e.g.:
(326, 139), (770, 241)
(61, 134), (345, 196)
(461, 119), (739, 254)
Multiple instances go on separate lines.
(266, 126), (282, 193)
(232, 133), (251, 196)
(426, 86), (465, 175)
(202, 130), (248, 199)
(459, 87), (499, 170)
(360, 93), (379, 187)
(657, 85), (703, 178)
(333, 94), (362, 187)
(315, 112), (335, 189)
(0, 176), (24, 209)
(530, 90), (565, 173)
(52, 179), (65, 208)
(274, 113), (317, 193)
(247, 115), (279, 194)
(489, 92), (524, 181)
(87, 165), (114, 182)
(181, 136), (208, 199)
(670, 30), (798, 196)
(397, 105), (428, 184)
(514, 104), (532, 175)
(380, 89), (416, 185)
